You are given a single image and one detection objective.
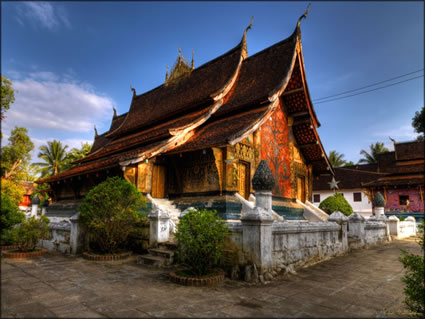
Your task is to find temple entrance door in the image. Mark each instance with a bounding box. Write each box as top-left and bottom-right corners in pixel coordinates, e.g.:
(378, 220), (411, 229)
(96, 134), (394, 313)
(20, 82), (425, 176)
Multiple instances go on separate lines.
(296, 175), (306, 203)
(238, 161), (250, 200)
(152, 164), (166, 198)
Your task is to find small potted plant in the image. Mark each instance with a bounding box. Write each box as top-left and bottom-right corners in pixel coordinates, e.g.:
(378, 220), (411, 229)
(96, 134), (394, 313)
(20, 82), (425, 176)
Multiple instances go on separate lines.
(373, 192), (386, 218)
(2, 216), (50, 258)
(170, 208), (228, 286)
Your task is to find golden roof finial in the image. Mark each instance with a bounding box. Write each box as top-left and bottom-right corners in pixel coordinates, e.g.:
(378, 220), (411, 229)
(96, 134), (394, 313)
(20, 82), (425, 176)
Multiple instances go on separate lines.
(296, 3), (310, 30)
(241, 16), (254, 59)
(165, 64), (169, 83)
(94, 125), (98, 137)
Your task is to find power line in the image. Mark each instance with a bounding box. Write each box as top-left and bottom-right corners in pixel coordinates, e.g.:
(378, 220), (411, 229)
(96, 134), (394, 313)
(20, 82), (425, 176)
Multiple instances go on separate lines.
(313, 69), (424, 102)
(314, 75), (424, 105)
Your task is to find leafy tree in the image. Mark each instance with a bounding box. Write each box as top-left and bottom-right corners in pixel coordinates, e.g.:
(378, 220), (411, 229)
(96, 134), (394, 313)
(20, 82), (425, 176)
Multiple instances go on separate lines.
(399, 221), (424, 317)
(343, 161), (355, 167)
(1, 178), (25, 206)
(319, 193), (353, 216)
(78, 177), (146, 254)
(175, 208), (229, 276)
(0, 190), (26, 245)
(412, 106), (424, 141)
(359, 142), (389, 164)
(1, 127), (34, 180)
(32, 183), (51, 201)
(328, 150), (346, 168)
(32, 140), (68, 177)
(1, 75), (16, 120)
(63, 142), (92, 170)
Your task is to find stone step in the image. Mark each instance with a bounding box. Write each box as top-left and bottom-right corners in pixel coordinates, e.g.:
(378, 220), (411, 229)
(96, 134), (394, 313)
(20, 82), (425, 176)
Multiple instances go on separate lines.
(136, 254), (170, 267)
(158, 241), (177, 251)
(148, 248), (175, 259)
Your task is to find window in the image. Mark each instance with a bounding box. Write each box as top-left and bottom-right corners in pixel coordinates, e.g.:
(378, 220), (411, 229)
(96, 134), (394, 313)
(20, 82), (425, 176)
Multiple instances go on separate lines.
(399, 195), (409, 206)
(313, 194), (320, 203)
(353, 192), (362, 202)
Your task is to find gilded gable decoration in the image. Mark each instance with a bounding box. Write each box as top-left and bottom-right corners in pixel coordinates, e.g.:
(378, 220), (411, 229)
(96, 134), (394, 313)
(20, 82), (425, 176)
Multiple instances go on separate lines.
(165, 48), (194, 86)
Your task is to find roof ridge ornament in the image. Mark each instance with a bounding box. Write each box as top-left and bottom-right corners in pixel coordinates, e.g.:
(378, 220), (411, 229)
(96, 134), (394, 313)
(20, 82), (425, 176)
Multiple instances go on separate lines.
(296, 4), (310, 31)
(241, 16), (254, 59)
(94, 125), (98, 138)
(130, 84), (136, 97)
(112, 106), (117, 118)
(165, 48), (193, 86)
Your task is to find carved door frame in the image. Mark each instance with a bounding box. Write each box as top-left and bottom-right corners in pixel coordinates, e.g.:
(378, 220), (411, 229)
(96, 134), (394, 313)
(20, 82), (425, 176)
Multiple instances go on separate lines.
(238, 160), (251, 200)
(152, 164), (166, 198)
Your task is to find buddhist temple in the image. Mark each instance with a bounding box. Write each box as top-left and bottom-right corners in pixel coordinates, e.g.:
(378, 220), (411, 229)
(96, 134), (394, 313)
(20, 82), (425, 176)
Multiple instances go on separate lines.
(38, 9), (333, 220)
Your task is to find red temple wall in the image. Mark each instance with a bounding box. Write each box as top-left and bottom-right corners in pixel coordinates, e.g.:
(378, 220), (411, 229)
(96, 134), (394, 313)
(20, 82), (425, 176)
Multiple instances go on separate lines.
(19, 194), (31, 207)
(260, 104), (291, 198)
(384, 188), (424, 213)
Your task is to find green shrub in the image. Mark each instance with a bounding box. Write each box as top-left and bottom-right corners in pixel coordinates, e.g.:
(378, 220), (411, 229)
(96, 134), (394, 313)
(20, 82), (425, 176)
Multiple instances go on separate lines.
(0, 191), (25, 245)
(399, 216), (406, 221)
(373, 192), (386, 207)
(175, 208), (229, 277)
(11, 216), (50, 251)
(126, 215), (149, 253)
(78, 176), (146, 254)
(319, 193), (353, 216)
(400, 221), (424, 317)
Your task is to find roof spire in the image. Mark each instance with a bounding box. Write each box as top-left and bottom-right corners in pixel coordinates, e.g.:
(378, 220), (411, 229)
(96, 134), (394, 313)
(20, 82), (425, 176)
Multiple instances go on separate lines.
(191, 49), (194, 70)
(241, 16), (253, 59)
(296, 4), (310, 31)
(165, 64), (169, 82)
(94, 125), (98, 138)
(112, 106), (117, 118)
(130, 84), (136, 97)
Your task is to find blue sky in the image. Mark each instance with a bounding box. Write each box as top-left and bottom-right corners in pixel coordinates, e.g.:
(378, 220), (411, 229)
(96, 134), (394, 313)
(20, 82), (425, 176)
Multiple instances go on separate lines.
(1, 1), (424, 165)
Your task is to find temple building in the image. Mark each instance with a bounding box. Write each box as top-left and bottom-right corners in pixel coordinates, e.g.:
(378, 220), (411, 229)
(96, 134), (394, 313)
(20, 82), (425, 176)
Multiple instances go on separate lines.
(362, 140), (424, 215)
(39, 10), (333, 220)
(313, 140), (424, 219)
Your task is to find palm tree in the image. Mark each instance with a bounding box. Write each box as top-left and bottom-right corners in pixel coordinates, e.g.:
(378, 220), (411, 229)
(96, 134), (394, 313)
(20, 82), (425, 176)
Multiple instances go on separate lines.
(359, 142), (389, 164)
(328, 150), (346, 168)
(32, 140), (68, 177)
(63, 143), (92, 170)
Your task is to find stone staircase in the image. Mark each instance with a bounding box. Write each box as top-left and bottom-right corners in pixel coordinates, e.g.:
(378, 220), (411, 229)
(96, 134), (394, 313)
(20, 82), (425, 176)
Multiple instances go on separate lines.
(136, 242), (177, 268)
(152, 198), (181, 227)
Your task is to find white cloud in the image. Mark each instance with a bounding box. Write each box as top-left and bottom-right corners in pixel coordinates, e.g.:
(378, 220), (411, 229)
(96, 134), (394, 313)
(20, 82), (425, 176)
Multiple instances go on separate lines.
(15, 2), (71, 31)
(374, 124), (419, 142)
(2, 71), (114, 135)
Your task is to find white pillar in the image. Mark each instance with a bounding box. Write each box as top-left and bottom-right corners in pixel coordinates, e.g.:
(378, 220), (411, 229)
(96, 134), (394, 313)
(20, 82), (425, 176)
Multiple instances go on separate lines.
(149, 208), (170, 247)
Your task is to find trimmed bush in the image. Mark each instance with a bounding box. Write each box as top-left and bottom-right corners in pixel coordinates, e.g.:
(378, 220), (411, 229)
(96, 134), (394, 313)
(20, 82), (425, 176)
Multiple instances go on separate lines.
(400, 221), (424, 317)
(319, 193), (353, 216)
(373, 192), (386, 208)
(126, 215), (149, 254)
(175, 208), (229, 277)
(78, 177), (146, 254)
(1, 191), (25, 245)
(11, 216), (50, 251)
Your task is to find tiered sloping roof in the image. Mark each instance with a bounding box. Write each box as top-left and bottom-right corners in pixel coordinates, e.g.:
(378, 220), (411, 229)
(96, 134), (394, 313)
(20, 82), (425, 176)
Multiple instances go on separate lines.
(39, 11), (332, 184)
(313, 167), (385, 191)
(314, 140), (424, 191)
(362, 140), (424, 188)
